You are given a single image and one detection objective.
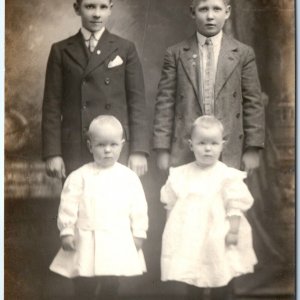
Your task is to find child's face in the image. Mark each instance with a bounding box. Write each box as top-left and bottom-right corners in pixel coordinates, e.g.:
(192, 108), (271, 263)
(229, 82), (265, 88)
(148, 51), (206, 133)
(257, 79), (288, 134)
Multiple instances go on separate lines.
(74, 0), (112, 33)
(191, 0), (231, 37)
(189, 125), (223, 168)
(87, 124), (124, 168)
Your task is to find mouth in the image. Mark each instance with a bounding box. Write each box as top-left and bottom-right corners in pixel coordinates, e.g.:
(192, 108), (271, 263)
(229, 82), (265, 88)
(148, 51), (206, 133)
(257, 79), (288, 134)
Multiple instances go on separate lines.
(205, 24), (216, 28)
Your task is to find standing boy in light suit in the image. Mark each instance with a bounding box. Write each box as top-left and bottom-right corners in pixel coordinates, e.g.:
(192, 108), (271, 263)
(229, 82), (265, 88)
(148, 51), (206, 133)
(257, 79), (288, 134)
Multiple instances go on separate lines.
(153, 0), (265, 173)
(42, 0), (149, 178)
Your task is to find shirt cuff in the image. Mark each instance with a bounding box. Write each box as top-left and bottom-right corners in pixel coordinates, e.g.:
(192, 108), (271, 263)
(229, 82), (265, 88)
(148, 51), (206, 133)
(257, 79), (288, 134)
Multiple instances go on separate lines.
(226, 208), (242, 217)
(60, 227), (75, 237)
(132, 230), (147, 239)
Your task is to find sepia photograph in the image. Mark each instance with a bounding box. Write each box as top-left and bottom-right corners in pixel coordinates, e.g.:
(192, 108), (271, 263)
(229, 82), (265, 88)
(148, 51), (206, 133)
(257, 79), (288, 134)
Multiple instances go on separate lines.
(5, 0), (295, 299)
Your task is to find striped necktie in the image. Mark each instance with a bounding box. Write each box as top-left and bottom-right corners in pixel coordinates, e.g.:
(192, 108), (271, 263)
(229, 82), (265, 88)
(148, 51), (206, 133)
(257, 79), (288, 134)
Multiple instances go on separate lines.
(203, 38), (215, 115)
(88, 34), (97, 53)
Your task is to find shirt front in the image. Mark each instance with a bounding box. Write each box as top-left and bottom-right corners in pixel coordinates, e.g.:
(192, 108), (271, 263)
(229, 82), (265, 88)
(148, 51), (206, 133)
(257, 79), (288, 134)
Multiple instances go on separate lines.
(81, 26), (105, 49)
(197, 31), (223, 97)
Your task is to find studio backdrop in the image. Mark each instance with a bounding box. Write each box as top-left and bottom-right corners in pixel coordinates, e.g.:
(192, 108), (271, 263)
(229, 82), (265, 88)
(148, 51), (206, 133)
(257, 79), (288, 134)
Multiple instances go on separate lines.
(5, 0), (295, 299)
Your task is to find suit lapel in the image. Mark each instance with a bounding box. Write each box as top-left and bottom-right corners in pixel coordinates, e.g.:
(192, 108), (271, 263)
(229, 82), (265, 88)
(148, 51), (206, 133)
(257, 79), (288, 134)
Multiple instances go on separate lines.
(84, 30), (118, 77)
(64, 31), (89, 70)
(180, 34), (203, 111)
(215, 35), (239, 98)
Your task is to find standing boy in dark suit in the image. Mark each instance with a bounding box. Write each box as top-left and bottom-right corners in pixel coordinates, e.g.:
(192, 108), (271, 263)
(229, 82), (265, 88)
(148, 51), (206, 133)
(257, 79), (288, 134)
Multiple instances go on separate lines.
(153, 0), (265, 174)
(42, 0), (149, 178)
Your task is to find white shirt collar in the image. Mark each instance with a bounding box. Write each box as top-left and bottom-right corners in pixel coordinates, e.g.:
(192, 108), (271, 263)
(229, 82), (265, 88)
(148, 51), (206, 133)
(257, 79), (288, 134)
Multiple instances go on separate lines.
(197, 30), (223, 47)
(81, 27), (105, 42)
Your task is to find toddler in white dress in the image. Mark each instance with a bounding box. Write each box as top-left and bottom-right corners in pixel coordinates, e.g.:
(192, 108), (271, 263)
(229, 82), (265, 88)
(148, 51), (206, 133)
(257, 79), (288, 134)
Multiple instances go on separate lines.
(50, 115), (148, 300)
(160, 116), (257, 300)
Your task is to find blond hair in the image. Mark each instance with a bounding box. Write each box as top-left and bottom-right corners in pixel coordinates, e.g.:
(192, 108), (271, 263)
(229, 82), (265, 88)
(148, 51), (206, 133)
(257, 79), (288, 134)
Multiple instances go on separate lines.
(191, 115), (224, 137)
(87, 115), (123, 140)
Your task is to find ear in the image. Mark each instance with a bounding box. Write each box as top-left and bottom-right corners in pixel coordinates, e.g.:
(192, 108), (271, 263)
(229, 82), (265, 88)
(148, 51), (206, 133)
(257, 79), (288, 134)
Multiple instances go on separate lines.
(87, 139), (93, 154)
(120, 139), (125, 148)
(188, 139), (193, 152)
(190, 6), (196, 19)
(225, 5), (231, 20)
(73, 3), (80, 16)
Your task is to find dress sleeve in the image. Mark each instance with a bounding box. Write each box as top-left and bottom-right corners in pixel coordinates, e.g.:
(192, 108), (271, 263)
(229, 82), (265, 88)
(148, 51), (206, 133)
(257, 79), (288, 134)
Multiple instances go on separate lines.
(57, 171), (83, 237)
(223, 170), (254, 217)
(160, 168), (178, 211)
(129, 174), (148, 239)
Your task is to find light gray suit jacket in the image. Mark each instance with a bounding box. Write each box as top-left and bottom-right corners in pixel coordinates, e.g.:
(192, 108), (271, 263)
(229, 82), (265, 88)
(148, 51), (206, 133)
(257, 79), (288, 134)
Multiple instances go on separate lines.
(153, 33), (265, 168)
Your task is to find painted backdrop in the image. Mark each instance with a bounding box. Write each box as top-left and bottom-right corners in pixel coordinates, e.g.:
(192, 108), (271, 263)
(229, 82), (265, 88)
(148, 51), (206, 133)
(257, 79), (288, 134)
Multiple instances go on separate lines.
(5, 0), (295, 299)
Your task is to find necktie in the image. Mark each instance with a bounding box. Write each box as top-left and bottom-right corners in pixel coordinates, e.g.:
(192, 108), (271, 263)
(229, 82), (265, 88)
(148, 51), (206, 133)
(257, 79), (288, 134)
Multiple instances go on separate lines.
(88, 34), (97, 52)
(203, 38), (215, 115)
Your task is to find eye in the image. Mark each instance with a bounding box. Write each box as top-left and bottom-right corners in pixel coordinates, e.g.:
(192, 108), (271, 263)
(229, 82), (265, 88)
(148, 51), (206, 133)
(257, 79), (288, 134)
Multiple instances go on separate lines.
(214, 7), (222, 12)
(198, 7), (208, 12)
(111, 143), (118, 147)
(100, 4), (109, 9)
(85, 4), (95, 9)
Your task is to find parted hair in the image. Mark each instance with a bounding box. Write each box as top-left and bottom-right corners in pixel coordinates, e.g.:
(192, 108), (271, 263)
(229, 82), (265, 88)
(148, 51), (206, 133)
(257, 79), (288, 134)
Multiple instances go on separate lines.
(76, 0), (113, 5)
(190, 0), (231, 9)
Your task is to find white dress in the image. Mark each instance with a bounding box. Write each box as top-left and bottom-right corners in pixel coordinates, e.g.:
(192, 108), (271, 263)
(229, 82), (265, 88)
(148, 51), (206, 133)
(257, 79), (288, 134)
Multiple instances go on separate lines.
(50, 162), (148, 278)
(160, 161), (257, 287)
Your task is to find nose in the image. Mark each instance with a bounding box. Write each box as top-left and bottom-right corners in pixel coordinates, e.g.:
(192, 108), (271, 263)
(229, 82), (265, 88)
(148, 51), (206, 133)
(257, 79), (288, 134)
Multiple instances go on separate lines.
(93, 7), (101, 18)
(207, 9), (214, 20)
(205, 144), (212, 151)
(104, 145), (111, 152)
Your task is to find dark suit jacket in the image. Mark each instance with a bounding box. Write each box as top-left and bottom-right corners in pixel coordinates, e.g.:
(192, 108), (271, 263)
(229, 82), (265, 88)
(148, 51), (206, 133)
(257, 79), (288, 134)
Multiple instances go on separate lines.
(42, 30), (149, 174)
(153, 33), (265, 169)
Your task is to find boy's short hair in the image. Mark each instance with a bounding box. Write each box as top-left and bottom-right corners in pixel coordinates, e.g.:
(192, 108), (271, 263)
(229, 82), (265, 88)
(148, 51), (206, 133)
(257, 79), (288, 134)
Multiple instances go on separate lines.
(87, 115), (124, 140)
(190, 0), (231, 9)
(76, 0), (113, 4)
(191, 115), (224, 137)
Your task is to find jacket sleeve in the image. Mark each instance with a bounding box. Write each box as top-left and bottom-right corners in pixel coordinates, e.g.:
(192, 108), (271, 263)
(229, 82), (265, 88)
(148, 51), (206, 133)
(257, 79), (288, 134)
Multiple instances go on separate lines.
(153, 47), (178, 150)
(41, 44), (63, 160)
(241, 46), (265, 149)
(125, 42), (149, 155)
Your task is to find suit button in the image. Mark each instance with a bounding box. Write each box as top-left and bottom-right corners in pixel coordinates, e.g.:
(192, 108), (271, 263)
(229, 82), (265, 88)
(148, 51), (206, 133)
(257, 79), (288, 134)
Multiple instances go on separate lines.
(233, 91), (237, 97)
(239, 134), (243, 139)
(105, 103), (111, 110)
(236, 113), (240, 118)
(105, 78), (110, 85)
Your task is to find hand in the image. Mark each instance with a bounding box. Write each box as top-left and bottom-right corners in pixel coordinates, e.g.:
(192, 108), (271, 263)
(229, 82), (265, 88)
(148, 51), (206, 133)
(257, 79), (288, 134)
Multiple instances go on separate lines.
(225, 232), (239, 247)
(242, 149), (260, 175)
(128, 153), (148, 177)
(61, 235), (76, 251)
(157, 150), (170, 171)
(45, 156), (66, 179)
(133, 237), (144, 251)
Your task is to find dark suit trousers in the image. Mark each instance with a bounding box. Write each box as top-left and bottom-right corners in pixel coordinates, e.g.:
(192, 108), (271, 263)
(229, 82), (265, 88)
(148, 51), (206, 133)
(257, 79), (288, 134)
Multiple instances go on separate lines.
(73, 276), (119, 300)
